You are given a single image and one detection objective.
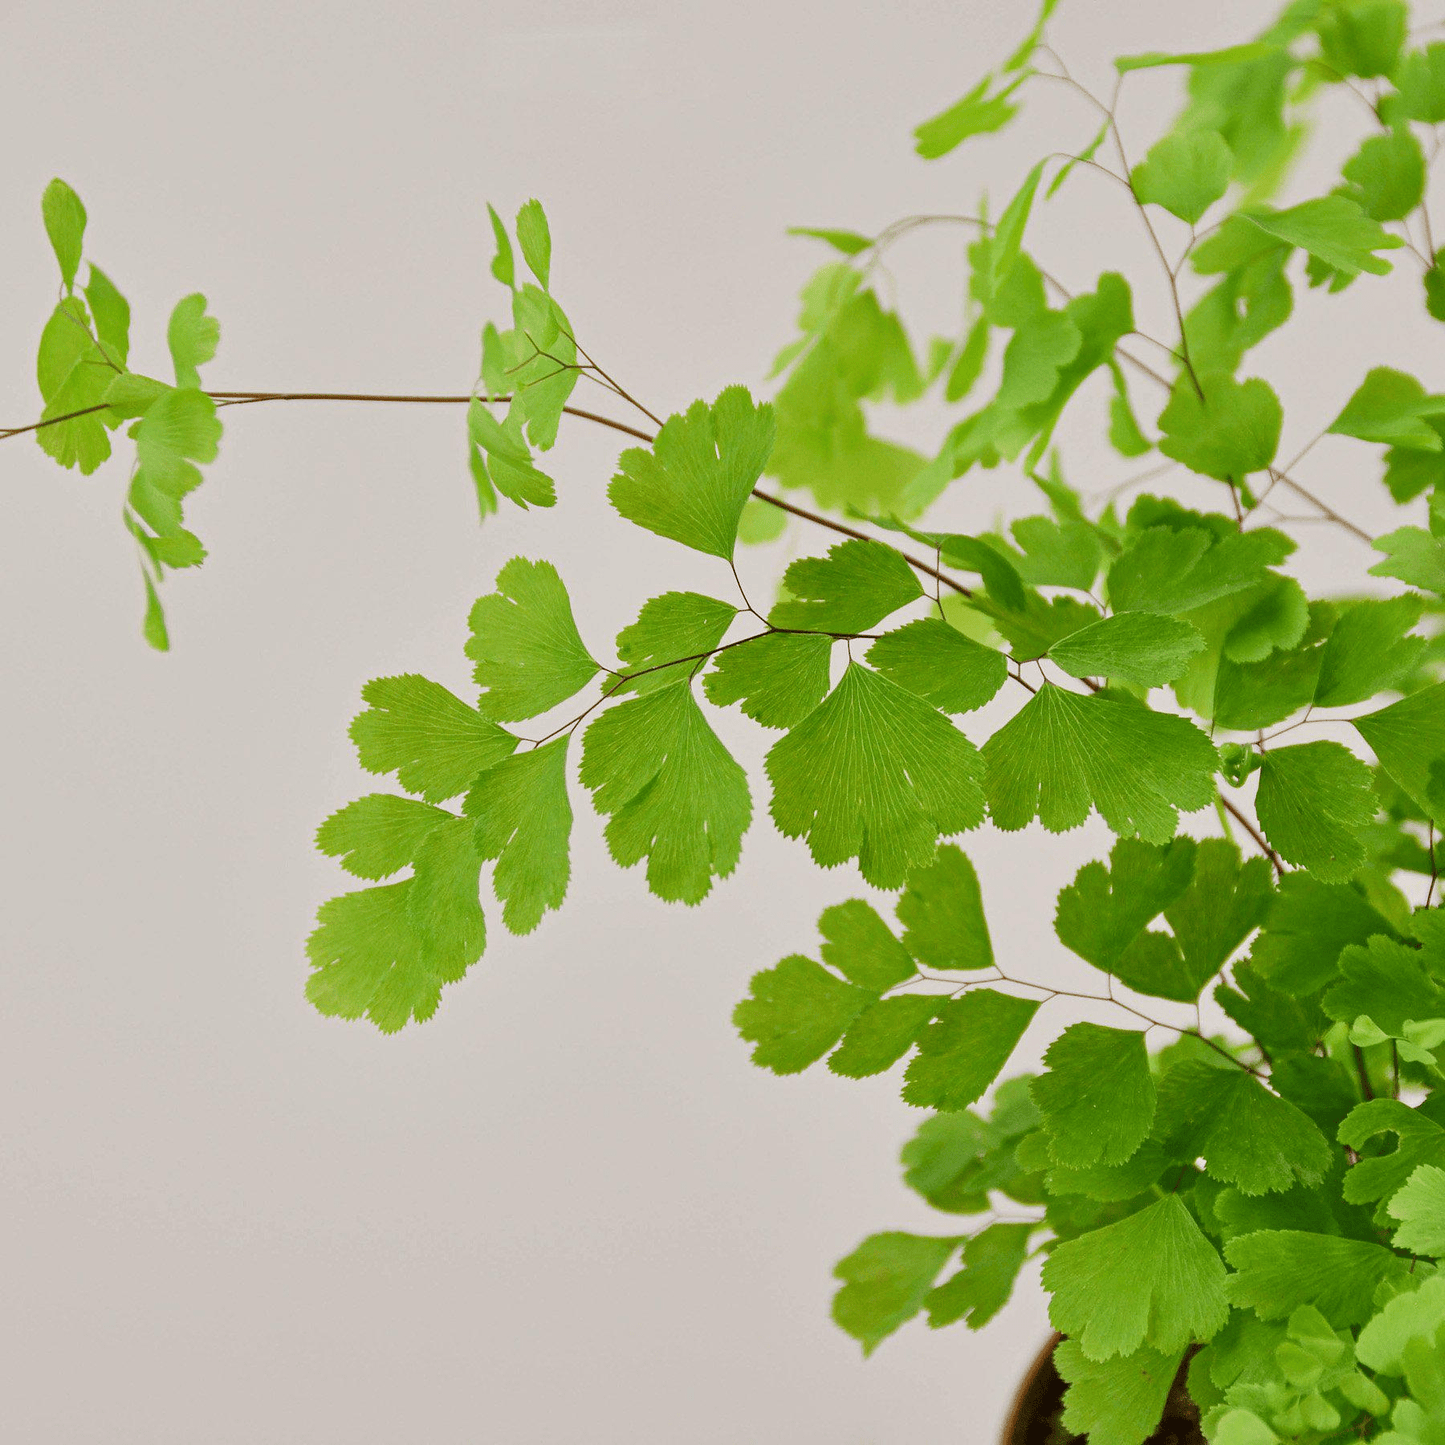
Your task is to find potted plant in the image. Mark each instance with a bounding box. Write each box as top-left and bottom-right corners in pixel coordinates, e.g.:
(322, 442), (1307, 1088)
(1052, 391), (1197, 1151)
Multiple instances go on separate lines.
(12, 0), (1445, 1438)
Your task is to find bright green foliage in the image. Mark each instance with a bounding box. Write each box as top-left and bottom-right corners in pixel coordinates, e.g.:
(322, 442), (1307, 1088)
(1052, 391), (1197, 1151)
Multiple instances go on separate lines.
(983, 685), (1217, 843)
(1338, 1099), (1445, 1205)
(1153, 1059), (1330, 1195)
(467, 558), (599, 720)
(581, 682), (750, 903)
(767, 663), (985, 888)
(487, 204), (514, 286)
(1342, 130), (1426, 223)
(1395, 42), (1445, 122)
(1249, 872), (1395, 995)
(733, 954), (872, 1073)
(615, 592), (737, 694)
(465, 739), (572, 934)
(514, 199), (551, 289)
(894, 845), (993, 972)
(1224, 1231), (1410, 1327)
(701, 631), (832, 727)
(1245, 196), (1404, 276)
(1056, 1341), (1186, 1445)
(1316, 0), (1407, 79)
(768, 539), (922, 632)
(36, 293), (117, 474)
(787, 225), (873, 255)
(1314, 594), (1425, 706)
(1033, 1025), (1155, 1167)
(316, 794), (450, 879)
(1042, 1195), (1229, 1359)
(818, 899), (915, 990)
(924, 1222), (1033, 1329)
(1388, 1164), (1445, 1256)
(1253, 741), (1376, 882)
(466, 397), (555, 509)
(1132, 129), (1232, 225)
(913, 74), (1026, 159)
(1355, 681), (1445, 821)
(1157, 372), (1282, 483)
(1328, 367), (1445, 450)
(1107, 525), (1292, 615)
(166, 294), (220, 389)
(1048, 612), (1205, 688)
(350, 675), (517, 803)
(866, 618), (1007, 714)
(1356, 1274), (1445, 1373)
(609, 386), (774, 558)
(901, 990), (1040, 1110)
(1322, 932), (1445, 1038)
(830, 1233), (959, 1354)
(41, 177), (86, 290)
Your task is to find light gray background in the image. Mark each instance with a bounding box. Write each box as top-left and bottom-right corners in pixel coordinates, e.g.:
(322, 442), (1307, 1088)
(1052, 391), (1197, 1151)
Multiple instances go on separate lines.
(0, 2), (1427, 1441)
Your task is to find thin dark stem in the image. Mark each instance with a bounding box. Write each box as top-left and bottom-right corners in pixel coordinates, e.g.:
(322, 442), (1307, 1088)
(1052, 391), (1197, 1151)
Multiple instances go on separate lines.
(1220, 794), (1284, 876)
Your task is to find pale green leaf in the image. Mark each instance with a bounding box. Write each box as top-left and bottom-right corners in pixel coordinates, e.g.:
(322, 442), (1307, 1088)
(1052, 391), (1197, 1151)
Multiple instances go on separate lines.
(832, 1233), (959, 1354)
(1369, 526), (1445, 594)
(1108, 526), (1292, 615)
(902, 989), (1039, 1110)
(466, 558), (599, 720)
(610, 388), (774, 558)
(1158, 371), (1282, 482)
(1338, 1098), (1445, 1205)
(487, 203), (515, 286)
(818, 899), (915, 991)
(1342, 129), (1426, 222)
(41, 177), (85, 289)
(913, 73), (1026, 160)
(786, 225), (872, 256)
(1328, 367), (1445, 451)
(1048, 612), (1205, 688)
(85, 265), (130, 366)
(406, 815), (485, 977)
(1132, 130), (1232, 225)
(701, 631), (832, 728)
(895, 844), (993, 973)
(315, 794), (450, 879)
(769, 539), (923, 633)
(1314, 594), (1425, 707)
(1244, 196), (1403, 277)
(734, 954), (871, 1073)
(983, 685), (1218, 843)
(465, 738), (572, 934)
(1254, 741), (1375, 881)
(1033, 1024), (1155, 1168)
(827, 995), (941, 1078)
(1042, 1195), (1229, 1358)
(866, 618), (1007, 714)
(1355, 682), (1445, 821)
(1388, 1164), (1445, 1257)
(350, 674), (517, 802)
(1223, 1230), (1409, 1327)
(515, 199), (551, 289)
(615, 592), (737, 694)
(581, 682), (750, 903)
(925, 1222), (1033, 1330)
(990, 159), (1048, 297)
(766, 662), (985, 888)
(166, 293), (220, 389)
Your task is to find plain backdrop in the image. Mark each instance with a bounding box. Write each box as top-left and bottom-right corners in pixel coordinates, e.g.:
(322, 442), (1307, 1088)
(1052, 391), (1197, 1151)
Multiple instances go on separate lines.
(0, 2), (1432, 1441)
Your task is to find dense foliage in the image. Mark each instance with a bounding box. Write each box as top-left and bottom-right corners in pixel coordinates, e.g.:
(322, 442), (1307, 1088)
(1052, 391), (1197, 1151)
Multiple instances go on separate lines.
(15, 0), (1445, 1439)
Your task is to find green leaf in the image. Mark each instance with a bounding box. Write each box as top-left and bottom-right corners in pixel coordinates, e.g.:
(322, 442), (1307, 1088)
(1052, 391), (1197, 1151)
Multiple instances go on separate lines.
(818, 899), (915, 990)
(1153, 1059), (1330, 1195)
(465, 738), (572, 935)
(1395, 43), (1445, 123)
(41, 178), (86, 289)
(34, 296), (114, 473)
(1007, 512), (1104, 591)
(104, 371), (169, 419)
(1056, 1341), (1186, 1445)
(1254, 741), (1375, 882)
(467, 397), (555, 508)
(615, 592), (737, 694)
(1323, 933), (1445, 1037)
(1042, 1195), (1229, 1359)
(1163, 840), (1274, 985)
(1387, 1164), (1445, 1256)
(1108, 363), (1152, 458)
(306, 881), (442, 1032)
(945, 314), (990, 402)
(1132, 130), (1232, 225)
(733, 954), (871, 1073)
(983, 685), (1217, 843)
(1223, 1231), (1410, 1327)
(901, 990), (1040, 1111)
(925, 1222), (1033, 1329)
(1369, 525), (1445, 594)
(580, 682), (750, 904)
(895, 844), (994, 973)
(406, 815), (486, 976)
(1115, 41), (1281, 72)
(1108, 526), (1292, 615)
(1355, 1274), (1445, 1375)
(1316, 0), (1407, 79)
(866, 618), (1007, 714)
(769, 539), (923, 633)
(1033, 1025), (1155, 1168)
(786, 225), (872, 256)
(1328, 367), (1445, 450)
(1048, 613), (1205, 688)
(1158, 372), (1282, 483)
(701, 631), (832, 728)
(1054, 837), (1195, 972)
(1355, 682), (1445, 820)
(1244, 196), (1403, 277)
(166, 294), (220, 389)
(767, 662), (984, 888)
(1338, 1098), (1445, 1205)
(315, 794), (450, 879)
(140, 570), (169, 652)
(990, 159), (1048, 297)
(85, 265), (130, 366)
(466, 558), (600, 720)
(350, 674), (517, 803)
(1315, 595), (1425, 707)
(995, 311), (1082, 409)
(486, 203), (515, 287)
(133, 387), (223, 491)
(1249, 872), (1395, 995)
(827, 996), (941, 1078)
(913, 73), (1026, 159)
(514, 199), (551, 289)
(1342, 129), (1426, 222)
(832, 1233), (959, 1354)
(609, 386), (775, 559)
